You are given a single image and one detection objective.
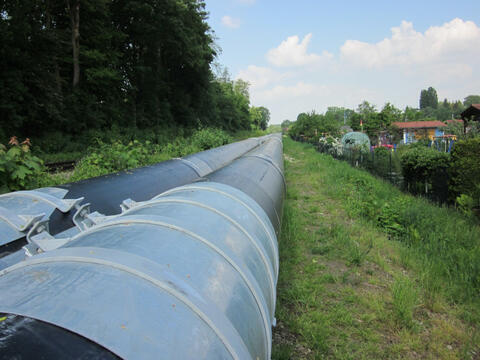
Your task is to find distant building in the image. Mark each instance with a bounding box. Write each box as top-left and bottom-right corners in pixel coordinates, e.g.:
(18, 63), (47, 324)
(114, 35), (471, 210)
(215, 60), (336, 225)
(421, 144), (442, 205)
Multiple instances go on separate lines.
(392, 121), (446, 144)
(460, 104), (480, 131)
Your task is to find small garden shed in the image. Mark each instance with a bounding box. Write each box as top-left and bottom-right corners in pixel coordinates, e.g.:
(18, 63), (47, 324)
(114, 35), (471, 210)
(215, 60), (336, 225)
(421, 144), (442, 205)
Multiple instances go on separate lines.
(392, 121), (446, 144)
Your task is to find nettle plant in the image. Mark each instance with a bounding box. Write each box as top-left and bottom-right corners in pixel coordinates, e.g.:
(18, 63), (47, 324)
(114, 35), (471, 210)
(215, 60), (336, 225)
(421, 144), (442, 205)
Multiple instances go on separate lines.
(0, 137), (44, 193)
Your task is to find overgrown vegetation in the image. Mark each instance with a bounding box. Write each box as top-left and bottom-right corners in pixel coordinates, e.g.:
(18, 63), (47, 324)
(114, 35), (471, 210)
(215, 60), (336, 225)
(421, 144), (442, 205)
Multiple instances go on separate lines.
(449, 138), (480, 209)
(0, 137), (44, 192)
(273, 138), (479, 359)
(400, 144), (450, 195)
(0, 128), (241, 193)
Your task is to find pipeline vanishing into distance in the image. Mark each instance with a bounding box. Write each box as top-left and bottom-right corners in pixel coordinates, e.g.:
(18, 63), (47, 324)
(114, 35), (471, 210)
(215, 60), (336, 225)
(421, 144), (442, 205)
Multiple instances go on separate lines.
(0, 134), (285, 360)
(0, 134), (271, 268)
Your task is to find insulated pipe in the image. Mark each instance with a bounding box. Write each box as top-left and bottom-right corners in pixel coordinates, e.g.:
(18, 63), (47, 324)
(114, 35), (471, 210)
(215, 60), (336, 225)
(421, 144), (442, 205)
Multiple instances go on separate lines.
(207, 133), (285, 234)
(0, 136), (270, 256)
(48, 136), (267, 235)
(0, 134), (285, 360)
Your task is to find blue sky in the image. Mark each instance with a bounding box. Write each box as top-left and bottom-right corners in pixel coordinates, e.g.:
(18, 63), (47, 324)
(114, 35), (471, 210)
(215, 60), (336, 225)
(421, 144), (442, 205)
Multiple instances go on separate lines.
(204, 0), (480, 124)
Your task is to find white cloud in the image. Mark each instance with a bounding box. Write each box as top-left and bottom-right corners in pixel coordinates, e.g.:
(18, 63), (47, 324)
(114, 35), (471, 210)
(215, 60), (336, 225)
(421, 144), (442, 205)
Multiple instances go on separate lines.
(267, 33), (333, 67)
(258, 82), (323, 100)
(236, 65), (290, 88)
(340, 18), (480, 70)
(238, 18), (480, 124)
(221, 15), (241, 29)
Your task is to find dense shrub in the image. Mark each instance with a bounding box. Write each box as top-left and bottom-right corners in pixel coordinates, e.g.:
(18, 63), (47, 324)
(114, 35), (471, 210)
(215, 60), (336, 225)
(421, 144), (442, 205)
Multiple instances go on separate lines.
(76, 140), (155, 173)
(449, 138), (480, 206)
(0, 137), (44, 193)
(38, 127), (236, 186)
(190, 128), (232, 150)
(400, 145), (450, 196)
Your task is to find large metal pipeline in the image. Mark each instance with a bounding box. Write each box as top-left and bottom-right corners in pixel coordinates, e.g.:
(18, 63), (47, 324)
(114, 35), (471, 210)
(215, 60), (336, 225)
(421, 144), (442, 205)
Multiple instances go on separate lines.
(0, 134), (284, 359)
(207, 134), (285, 235)
(0, 136), (271, 264)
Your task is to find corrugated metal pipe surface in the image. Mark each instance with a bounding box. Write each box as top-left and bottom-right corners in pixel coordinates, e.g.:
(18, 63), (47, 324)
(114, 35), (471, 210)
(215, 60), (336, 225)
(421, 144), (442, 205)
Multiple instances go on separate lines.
(0, 135), (271, 264)
(0, 134), (285, 359)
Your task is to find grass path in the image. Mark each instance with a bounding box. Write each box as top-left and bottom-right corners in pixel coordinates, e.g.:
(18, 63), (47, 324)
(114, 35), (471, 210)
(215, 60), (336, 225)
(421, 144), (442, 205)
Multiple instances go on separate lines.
(272, 138), (479, 359)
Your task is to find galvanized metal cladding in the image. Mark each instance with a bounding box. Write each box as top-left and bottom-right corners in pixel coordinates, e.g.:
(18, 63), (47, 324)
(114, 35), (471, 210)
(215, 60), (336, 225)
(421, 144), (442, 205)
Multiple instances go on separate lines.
(208, 134), (285, 234)
(0, 133), (284, 360)
(0, 135), (270, 250)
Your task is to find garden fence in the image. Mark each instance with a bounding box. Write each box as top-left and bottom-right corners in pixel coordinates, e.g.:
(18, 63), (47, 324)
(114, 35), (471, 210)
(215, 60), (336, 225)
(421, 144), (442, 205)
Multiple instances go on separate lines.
(294, 136), (450, 204)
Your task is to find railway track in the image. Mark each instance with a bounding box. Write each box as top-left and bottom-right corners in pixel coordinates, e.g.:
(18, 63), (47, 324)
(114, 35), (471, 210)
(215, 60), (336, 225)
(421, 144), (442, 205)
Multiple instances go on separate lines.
(45, 160), (77, 173)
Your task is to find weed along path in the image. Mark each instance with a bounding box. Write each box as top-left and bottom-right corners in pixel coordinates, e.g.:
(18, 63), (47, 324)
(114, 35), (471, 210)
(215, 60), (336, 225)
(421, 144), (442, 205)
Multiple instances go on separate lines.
(273, 137), (479, 360)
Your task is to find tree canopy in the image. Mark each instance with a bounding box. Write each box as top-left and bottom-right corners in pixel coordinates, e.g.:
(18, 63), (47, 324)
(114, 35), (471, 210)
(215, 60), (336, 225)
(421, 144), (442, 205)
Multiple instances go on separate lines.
(0, 0), (269, 140)
(464, 95), (480, 107)
(420, 87), (439, 109)
(288, 91), (479, 144)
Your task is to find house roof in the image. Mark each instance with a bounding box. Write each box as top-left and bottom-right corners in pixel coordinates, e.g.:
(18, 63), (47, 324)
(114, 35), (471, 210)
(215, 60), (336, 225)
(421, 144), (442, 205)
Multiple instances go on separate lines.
(392, 121), (446, 129)
(461, 104), (480, 119)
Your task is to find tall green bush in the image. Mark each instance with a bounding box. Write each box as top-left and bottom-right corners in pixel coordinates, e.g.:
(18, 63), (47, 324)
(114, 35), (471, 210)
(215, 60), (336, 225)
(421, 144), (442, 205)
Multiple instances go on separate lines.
(191, 128), (232, 150)
(400, 145), (450, 195)
(449, 138), (480, 206)
(0, 137), (44, 193)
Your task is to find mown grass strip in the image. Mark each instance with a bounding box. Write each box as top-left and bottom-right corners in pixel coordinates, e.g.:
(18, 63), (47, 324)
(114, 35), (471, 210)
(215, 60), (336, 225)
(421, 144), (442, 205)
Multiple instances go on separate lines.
(273, 137), (479, 360)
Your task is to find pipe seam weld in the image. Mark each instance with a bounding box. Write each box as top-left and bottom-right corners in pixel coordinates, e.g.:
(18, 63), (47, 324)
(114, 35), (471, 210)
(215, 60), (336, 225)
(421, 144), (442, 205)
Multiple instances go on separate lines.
(121, 198), (276, 313)
(157, 185), (279, 280)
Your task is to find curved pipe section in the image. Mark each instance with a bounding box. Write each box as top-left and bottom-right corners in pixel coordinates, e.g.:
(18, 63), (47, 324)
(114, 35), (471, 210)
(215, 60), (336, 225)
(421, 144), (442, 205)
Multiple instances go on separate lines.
(0, 134), (285, 360)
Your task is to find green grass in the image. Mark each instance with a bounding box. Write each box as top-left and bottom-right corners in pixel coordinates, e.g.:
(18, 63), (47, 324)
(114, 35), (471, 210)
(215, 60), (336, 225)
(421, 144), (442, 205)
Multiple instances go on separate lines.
(391, 275), (418, 329)
(273, 137), (479, 359)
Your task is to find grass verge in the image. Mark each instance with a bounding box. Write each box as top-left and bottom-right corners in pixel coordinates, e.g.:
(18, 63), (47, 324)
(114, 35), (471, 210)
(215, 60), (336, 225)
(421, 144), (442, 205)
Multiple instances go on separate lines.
(273, 137), (479, 359)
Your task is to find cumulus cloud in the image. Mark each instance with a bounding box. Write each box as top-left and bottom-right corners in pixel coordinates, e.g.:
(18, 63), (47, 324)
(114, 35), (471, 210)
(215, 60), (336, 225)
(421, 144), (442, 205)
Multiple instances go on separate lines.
(341, 18), (480, 69)
(259, 82), (323, 100)
(267, 33), (333, 67)
(236, 65), (290, 88)
(238, 18), (480, 124)
(221, 15), (241, 29)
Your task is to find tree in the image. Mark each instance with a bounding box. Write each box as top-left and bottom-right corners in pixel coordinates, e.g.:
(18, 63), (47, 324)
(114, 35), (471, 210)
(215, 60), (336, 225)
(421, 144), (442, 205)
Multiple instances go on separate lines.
(0, 0), (260, 139)
(289, 111), (340, 139)
(403, 106), (423, 122)
(257, 106), (270, 130)
(249, 107), (262, 130)
(380, 102), (401, 125)
(355, 101), (378, 137)
(66, 0), (80, 87)
(419, 86), (438, 109)
(464, 95), (480, 107)
(212, 76), (251, 131)
(357, 101), (376, 115)
(443, 121), (465, 137)
(250, 105), (271, 131)
(290, 111), (321, 139)
(325, 107), (354, 125)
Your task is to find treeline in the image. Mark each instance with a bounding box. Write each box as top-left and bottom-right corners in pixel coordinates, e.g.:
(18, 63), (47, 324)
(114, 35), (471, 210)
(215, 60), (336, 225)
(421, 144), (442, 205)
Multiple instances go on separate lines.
(0, 0), (269, 142)
(285, 88), (480, 142)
